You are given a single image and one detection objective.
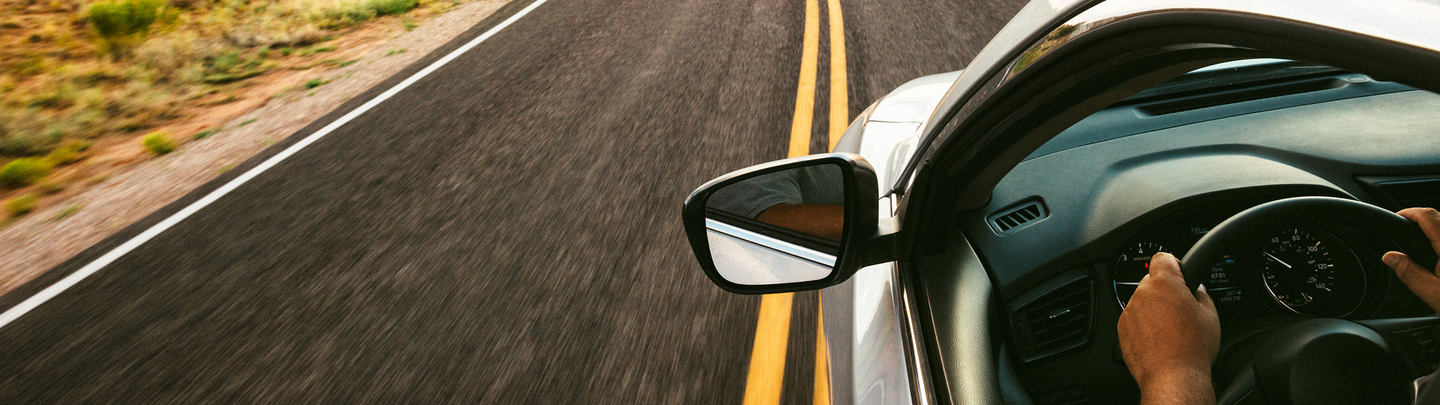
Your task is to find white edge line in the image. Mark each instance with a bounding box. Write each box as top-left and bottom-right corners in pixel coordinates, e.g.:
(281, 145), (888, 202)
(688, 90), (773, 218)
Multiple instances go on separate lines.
(0, 0), (550, 329)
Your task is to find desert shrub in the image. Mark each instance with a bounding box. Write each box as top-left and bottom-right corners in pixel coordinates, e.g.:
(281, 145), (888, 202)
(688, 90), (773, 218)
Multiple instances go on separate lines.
(202, 50), (274, 83)
(43, 141), (91, 166)
(211, 51), (240, 70)
(0, 134), (39, 157)
(304, 77), (328, 89)
(134, 31), (211, 81)
(88, 0), (169, 58)
(314, 5), (375, 30)
(0, 131), (58, 157)
(5, 194), (37, 217)
(11, 57), (47, 76)
(55, 204), (80, 220)
(110, 80), (181, 130)
(142, 130), (177, 155)
(192, 128), (218, 140)
(0, 158), (52, 188)
(313, 0), (415, 29)
(366, 0), (417, 16)
(28, 82), (78, 109)
(76, 88), (107, 110)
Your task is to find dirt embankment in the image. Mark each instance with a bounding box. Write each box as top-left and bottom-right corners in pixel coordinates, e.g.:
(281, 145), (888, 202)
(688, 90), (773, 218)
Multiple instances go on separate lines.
(0, 0), (511, 296)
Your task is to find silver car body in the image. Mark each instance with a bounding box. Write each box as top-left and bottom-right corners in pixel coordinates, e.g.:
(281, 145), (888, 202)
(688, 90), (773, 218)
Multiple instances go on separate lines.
(829, 71), (960, 405)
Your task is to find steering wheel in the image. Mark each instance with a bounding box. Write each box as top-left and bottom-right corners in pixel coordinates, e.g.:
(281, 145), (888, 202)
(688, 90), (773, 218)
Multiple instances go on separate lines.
(1178, 197), (1440, 405)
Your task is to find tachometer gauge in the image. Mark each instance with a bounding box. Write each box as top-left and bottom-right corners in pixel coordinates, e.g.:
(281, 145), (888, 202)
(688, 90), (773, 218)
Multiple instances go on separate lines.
(1113, 242), (1169, 309)
(1260, 228), (1366, 317)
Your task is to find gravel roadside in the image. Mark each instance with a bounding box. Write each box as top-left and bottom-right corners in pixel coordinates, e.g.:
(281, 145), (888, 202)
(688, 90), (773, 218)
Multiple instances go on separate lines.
(0, 0), (512, 297)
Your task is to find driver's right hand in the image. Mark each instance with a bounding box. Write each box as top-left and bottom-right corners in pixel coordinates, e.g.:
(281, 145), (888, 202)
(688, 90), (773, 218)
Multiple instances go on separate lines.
(1383, 207), (1440, 313)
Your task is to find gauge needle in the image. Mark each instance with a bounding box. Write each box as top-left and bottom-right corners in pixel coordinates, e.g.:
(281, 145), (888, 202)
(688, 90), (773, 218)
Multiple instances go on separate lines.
(1264, 251), (1292, 268)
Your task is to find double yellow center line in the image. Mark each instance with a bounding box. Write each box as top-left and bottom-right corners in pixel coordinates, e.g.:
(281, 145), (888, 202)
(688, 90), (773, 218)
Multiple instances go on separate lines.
(742, 0), (847, 403)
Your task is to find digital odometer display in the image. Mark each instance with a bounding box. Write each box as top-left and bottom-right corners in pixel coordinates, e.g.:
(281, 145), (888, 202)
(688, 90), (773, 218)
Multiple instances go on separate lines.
(1259, 228), (1366, 317)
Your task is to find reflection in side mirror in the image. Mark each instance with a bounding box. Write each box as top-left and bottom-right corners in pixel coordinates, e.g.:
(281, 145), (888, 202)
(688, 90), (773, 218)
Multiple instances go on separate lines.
(682, 153), (880, 295)
(703, 164), (845, 285)
(704, 218), (835, 285)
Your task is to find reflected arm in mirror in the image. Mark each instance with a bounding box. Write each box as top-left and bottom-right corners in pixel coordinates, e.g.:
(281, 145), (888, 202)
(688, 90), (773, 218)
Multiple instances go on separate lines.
(707, 164), (847, 241)
(755, 203), (844, 240)
(681, 153), (880, 294)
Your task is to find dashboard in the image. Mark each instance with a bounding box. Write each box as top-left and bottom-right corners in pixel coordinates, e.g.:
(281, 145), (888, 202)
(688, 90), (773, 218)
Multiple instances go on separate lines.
(948, 67), (1440, 403)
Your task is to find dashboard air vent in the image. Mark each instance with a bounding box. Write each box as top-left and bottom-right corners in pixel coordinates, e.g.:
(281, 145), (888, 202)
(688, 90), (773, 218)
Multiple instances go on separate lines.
(1014, 278), (1093, 362)
(1374, 178), (1440, 211)
(989, 200), (1048, 235)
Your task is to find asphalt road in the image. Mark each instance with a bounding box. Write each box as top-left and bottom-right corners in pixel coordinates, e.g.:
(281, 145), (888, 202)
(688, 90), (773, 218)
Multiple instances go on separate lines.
(0, 0), (1023, 402)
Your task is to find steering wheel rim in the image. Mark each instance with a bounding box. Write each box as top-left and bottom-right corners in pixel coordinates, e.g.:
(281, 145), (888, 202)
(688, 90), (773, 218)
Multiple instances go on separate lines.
(1177, 196), (1440, 405)
(1180, 196), (1438, 291)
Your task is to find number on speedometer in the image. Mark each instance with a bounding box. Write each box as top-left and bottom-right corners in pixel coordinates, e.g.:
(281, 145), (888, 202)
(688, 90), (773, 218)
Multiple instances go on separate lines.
(1259, 228), (1366, 317)
(1113, 242), (1169, 309)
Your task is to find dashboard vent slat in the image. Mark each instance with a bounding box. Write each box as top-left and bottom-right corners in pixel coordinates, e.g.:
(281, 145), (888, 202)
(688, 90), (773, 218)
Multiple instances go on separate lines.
(1014, 278), (1094, 362)
(988, 200), (1049, 235)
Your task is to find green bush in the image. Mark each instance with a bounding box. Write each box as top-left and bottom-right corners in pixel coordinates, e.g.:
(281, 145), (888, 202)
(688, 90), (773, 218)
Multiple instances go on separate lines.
(0, 132), (53, 157)
(0, 158), (51, 188)
(366, 0), (417, 16)
(43, 141), (91, 166)
(314, 0), (416, 29)
(28, 83), (77, 109)
(141, 130), (177, 155)
(203, 51), (275, 83)
(87, 0), (167, 57)
(315, 6), (376, 30)
(5, 194), (37, 217)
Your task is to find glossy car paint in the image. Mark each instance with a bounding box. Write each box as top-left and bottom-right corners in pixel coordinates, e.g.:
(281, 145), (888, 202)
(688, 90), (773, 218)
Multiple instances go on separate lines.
(828, 71), (959, 405)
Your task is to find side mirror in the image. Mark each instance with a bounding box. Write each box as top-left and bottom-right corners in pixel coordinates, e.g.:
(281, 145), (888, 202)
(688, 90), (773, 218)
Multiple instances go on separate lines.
(682, 153), (879, 294)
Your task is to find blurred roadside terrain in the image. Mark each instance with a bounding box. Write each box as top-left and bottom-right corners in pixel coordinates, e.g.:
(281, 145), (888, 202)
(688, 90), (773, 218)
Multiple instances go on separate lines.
(0, 0), (508, 296)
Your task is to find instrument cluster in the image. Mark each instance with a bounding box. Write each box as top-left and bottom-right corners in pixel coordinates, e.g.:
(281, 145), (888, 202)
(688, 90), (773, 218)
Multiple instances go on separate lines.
(1112, 215), (1374, 319)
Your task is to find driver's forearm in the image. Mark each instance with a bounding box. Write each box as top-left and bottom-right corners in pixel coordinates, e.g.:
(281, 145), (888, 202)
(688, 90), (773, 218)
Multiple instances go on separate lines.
(1138, 367), (1215, 405)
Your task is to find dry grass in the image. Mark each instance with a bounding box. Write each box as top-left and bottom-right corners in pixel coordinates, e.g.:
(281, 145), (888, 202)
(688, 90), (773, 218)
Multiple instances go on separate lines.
(0, 0), (460, 226)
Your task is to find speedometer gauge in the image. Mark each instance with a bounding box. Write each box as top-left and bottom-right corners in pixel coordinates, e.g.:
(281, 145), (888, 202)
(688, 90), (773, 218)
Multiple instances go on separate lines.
(1259, 228), (1366, 317)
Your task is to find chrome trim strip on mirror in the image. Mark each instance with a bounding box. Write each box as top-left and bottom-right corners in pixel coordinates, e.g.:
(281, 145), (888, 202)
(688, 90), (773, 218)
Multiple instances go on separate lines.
(705, 218), (837, 267)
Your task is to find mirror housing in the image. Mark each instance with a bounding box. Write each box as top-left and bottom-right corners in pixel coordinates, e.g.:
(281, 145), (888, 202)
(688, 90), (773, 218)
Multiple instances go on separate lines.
(682, 153), (880, 294)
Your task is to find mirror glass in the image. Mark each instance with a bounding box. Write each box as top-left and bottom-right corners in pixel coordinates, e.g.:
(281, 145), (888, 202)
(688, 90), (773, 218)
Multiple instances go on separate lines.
(703, 163), (846, 285)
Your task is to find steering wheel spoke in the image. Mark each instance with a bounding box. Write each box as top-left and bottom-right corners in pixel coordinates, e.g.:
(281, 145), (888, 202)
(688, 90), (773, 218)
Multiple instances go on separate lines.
(1360, 317), (1440, 378)
(1217, 366), (1259, 405)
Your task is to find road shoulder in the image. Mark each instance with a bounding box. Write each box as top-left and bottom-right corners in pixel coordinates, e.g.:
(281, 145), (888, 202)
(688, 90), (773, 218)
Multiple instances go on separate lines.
(0, 0), (512, 298)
